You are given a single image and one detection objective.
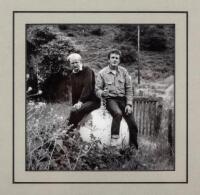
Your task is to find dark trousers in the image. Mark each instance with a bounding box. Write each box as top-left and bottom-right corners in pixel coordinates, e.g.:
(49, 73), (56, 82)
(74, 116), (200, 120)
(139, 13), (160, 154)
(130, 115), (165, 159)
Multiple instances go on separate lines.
(68, 100), (100, 128)
(106, 97), (138, 148)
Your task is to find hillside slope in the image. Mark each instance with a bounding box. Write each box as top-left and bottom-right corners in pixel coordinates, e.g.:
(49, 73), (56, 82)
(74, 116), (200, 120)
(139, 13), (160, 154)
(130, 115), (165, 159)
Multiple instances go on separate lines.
(57, 24), (175, 81)
(27, 24), (175, 102)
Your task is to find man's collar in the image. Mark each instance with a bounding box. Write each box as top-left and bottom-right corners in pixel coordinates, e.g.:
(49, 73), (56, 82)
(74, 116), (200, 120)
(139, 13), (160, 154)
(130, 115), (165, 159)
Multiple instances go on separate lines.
(107, 65), (119, 74)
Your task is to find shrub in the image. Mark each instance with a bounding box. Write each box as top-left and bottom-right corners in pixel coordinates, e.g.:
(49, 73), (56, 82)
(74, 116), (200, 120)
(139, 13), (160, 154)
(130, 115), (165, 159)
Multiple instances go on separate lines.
(26, 25), (80, 102)
(120, 45), (138, 64)
(90, 28), (104, 36)
(58, 24), (69, 31)
(26, 101), (174, 171)
(26, 102), (141, 171)
(27, 25), (56, 48)
(67, 33), (75, 37)
(114, 25), (168, 52)
(141, 25), (167, 51)
(114, 24), (138, 44)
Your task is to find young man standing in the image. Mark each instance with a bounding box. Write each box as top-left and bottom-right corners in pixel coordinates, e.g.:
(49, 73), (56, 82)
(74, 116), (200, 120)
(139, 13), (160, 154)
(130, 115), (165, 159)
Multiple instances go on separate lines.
(96, 49), (138, 149)
(67, 53), (100, 129)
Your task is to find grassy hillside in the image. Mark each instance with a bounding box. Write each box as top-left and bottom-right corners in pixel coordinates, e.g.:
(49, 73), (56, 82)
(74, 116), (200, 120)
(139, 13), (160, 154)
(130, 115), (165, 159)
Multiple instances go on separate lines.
(57, 24), (175, 80)
(56, 24), (175, 103)
(26, 24), (175, 102)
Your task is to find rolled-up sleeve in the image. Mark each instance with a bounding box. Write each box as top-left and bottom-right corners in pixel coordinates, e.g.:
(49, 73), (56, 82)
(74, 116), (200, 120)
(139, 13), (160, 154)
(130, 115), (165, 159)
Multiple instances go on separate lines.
(124, 71), (133, 106)
(95, 72), (104, 98)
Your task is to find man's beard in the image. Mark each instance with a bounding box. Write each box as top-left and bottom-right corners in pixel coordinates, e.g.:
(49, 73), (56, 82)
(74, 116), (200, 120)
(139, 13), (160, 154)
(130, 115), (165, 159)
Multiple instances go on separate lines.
(73, 64), (83, 73)
(73, 67), (81, 73)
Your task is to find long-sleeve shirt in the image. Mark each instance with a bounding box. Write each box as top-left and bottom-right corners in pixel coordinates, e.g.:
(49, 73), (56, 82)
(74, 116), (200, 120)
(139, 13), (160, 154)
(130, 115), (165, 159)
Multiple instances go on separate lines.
(70, 66), (99, 105)
(95, 65), (133, 106)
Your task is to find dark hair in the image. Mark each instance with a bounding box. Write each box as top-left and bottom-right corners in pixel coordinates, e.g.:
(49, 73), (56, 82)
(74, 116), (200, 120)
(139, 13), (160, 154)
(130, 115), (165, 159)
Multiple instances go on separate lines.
(108, 49), (122, 59)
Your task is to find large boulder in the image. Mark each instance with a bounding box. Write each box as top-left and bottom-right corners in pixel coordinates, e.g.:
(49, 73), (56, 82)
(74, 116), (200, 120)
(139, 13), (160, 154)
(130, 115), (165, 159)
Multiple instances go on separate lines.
(78, 108), (130, 147)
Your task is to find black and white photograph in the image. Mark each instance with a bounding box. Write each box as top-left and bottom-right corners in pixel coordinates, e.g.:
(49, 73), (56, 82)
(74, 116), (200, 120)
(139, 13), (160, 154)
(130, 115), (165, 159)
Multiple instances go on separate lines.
(25, 23), (175, 171)
(2, 0), (197, 192)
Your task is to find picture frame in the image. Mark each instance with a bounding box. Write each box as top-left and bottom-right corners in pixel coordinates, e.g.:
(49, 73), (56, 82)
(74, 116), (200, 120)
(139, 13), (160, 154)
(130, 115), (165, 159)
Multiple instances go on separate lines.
(13, 11), (187, 183)
(1, 0), (199, 194)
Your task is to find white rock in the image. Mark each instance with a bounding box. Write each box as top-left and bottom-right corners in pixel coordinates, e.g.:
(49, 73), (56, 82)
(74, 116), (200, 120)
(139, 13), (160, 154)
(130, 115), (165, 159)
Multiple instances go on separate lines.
(78, 108), (130, 147)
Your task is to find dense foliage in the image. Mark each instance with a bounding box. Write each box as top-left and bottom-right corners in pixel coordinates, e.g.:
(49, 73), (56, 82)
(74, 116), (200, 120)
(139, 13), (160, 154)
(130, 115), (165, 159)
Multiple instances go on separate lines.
(26, 24), (175, 102)
(26, 25), (79, 102)
(26, 102), (174, 171)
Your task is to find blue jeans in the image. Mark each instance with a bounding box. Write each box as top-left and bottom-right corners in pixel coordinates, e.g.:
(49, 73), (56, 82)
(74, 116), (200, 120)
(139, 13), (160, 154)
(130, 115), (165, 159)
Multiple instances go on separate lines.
(106, 97), (138, 148)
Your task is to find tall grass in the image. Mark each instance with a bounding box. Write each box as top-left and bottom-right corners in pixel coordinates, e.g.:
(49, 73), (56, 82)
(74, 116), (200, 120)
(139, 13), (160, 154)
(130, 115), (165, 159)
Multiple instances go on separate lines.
(26, 100), (174, 171)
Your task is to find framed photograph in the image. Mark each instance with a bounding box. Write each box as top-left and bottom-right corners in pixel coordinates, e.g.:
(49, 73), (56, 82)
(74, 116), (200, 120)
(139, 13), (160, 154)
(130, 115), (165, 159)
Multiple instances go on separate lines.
(13, 11), (187, 183)
(7, 0), (200, 193)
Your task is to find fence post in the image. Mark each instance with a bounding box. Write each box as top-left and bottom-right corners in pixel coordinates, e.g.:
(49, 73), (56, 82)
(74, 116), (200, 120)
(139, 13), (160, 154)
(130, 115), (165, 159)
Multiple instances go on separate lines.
(168, 109), (175, 154)
(154, 103), (163, 136)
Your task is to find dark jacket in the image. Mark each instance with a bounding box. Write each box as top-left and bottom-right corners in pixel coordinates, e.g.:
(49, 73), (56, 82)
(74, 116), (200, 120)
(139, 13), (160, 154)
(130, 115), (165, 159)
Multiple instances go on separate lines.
(70, 66), (100, 105)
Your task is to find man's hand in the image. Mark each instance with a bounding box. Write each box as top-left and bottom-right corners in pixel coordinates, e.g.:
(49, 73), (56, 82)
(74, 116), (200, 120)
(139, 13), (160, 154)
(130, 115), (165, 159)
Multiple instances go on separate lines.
(125, 105), (132, 115)
(72, 101), (83, 111)
(101, 89), (109, 98)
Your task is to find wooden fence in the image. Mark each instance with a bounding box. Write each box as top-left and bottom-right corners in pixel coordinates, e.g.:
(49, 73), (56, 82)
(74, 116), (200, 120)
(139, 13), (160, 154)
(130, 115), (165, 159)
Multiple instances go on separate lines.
(133, 96), (163, 137)
(133, 96), (175, 152)
(168, 109), (175, 153)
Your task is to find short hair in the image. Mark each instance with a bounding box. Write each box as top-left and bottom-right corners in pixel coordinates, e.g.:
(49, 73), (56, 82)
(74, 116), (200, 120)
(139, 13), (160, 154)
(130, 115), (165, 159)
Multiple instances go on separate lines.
(108, 49), (122, 59)
(66, 53), (82, 63)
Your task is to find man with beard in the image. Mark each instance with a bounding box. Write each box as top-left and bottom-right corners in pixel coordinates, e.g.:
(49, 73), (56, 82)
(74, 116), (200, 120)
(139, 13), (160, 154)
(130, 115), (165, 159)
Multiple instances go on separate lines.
(67, 53), (100, 129)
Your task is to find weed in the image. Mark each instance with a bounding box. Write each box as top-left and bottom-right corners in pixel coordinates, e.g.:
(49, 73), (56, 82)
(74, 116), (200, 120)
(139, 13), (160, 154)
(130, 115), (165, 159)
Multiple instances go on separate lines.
(26, 100), (174, 171)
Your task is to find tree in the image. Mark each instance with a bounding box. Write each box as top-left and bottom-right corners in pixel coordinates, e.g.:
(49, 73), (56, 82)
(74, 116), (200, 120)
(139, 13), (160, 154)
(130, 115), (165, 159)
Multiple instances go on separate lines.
(26, 25), (79, 102)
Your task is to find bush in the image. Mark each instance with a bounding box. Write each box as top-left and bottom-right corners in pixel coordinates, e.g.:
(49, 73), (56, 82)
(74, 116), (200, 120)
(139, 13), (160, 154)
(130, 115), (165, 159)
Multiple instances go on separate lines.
(26, 101), (175, 171)
(141, 25), (167, 51)
(120, 45), (138, 64)
(114, 25), (168, 52)
(90, 28), (104, 36)
(26, 102), (141, 171)
(114, 24), (138, 44)
(58, 24), (69, 31)
(67, 33), (75, 37)
(27, 25), (56, 48)
(26, 25), (80, 102)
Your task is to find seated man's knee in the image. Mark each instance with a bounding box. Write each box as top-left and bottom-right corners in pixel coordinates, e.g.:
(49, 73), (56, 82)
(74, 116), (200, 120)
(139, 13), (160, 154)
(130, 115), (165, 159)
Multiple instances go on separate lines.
(113, 110), (123, 119)
(69, 108), (79, 119)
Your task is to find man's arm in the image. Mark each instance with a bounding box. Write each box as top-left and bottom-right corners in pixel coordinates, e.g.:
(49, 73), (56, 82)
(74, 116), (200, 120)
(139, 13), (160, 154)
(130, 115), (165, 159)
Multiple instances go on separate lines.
(95, 72), (104, 98)
(79, 68), (94, 103)
(124, 70), (133, 106)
